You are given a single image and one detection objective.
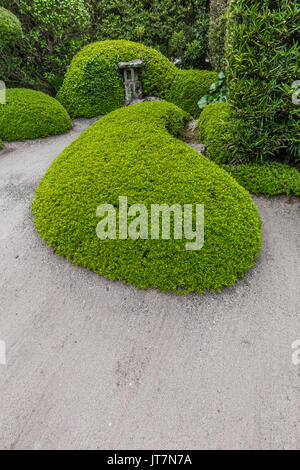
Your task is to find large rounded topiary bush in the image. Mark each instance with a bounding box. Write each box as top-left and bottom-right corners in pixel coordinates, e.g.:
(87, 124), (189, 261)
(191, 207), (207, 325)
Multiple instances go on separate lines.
(57, 40), (177, 118)
(0, 89), (72, 141)
(32, 101), (262, 294)
(0, 7), (22, 45)
(167, 69), (218, 118)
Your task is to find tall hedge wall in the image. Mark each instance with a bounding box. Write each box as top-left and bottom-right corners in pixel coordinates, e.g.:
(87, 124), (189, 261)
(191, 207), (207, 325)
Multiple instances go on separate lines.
(226, 0), (300, 162)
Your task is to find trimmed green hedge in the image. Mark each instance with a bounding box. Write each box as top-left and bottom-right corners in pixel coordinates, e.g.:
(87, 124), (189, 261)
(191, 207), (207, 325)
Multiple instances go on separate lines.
(222, 163), (300, 197)
(0, 7), (22, 45)
(198, 102), (231, 164)
(0, 88), (72, 141)
(167, 69), (218, 118)
(226, 0), (300, 162)
(57, 40), (177, 118)
(32, 101), (262, 295)
(198, 102), (300, 196)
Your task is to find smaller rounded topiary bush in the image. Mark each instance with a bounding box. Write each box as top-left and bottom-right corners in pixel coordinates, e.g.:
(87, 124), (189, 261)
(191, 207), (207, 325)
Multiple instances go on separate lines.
(0, 89), (72, 141)
(0, 7), (22, 45)
(198, 101), (231, 164)
(222, 162), (300, 197)
(57, 40), (177, 118)
(32, 101), (262, 295)
(167, 69), (218, 118)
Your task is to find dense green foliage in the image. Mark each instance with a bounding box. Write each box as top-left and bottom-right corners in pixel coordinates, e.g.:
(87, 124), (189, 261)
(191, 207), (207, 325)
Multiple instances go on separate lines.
(0, 0), (90, 91)
(32, 101), (262, 295)
(226, 0), (300, 162)
(88, 0), (210, 67)
(0, 138), (3, 149)
(208, 0), (228, 71)
(0, 0), (210, 90)
(222, 163), (300, 197)
(180, 6), (210, 69)
(0, 88), (72, 141)
(0, 6), (22, 45)
(198, 71), (227, 110)
(57, 40), (177, 117)
(198, 102), (300, 197)
(167, 69), (217, 117)
(198, 102), (231, 164)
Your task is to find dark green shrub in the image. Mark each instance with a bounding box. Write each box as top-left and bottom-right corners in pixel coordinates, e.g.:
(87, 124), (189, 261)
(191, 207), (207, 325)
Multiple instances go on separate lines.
(0, 138), (3, 150)
(0, 88), (72, 141)
(198, 102), (231, 164)
(57, 40), (177, 118)
(226, 0), (300, 162)
(167, 69), (218, 118)
(222, 163), (300, 197)
(208, 0), (228, 71)
(181, 5), (210, 69)
(0, 7), (23, 45)
(88, 0), (206, 60)
(0, 0), (90, 89)
(198, 71), (227, 111)
(32, 101), (262, 295)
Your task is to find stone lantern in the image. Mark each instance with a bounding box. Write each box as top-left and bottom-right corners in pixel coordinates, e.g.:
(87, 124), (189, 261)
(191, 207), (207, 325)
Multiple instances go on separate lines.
(118, 59), (145, 104)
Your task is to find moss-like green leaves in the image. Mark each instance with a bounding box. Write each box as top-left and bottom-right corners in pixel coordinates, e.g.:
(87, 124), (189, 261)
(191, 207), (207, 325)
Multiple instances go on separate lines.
(198, 101), (231, 164)
(57, 39), (177, 118)
(0, 7), (22, 45)
(0, 88), (72, 141)
(32, 101), (262, 294)
(222, 163), (300, 197)
(167, 69), (218, 118)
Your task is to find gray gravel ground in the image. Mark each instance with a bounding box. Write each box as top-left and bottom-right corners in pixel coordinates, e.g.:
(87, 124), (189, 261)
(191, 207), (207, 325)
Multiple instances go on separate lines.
(0, 118), (299, 450)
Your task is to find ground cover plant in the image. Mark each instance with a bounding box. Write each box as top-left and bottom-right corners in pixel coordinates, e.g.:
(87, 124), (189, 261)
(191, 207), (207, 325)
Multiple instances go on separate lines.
(57, 40), (178, 117)
(32, 101), (262, 295)
(0, 88), (72, 141)
(222, 163), (300, 197)
(167, 69), (217, 118)
(198, 101), (231, 164)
